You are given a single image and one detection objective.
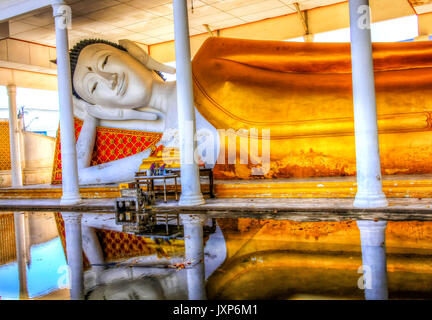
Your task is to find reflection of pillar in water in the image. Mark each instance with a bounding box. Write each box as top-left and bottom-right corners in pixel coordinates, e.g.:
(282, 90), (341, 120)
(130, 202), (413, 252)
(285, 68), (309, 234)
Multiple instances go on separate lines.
(356, 220), (388, 300)
(181, 214), (207, 300)
(62, 212), (84, 300)
(24, 213), (31, 266)
(14, 212), (28, 299)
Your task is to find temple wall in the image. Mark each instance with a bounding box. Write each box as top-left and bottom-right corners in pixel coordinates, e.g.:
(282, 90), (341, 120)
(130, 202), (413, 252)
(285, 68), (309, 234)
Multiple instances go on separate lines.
(0, 212), (61, 266)
(28, 212), (59, 245)
(0, 213), (15, 265)
(0, 120), (11, 171)
(0, 120), (55, 187)
(22, 131), (55, 169)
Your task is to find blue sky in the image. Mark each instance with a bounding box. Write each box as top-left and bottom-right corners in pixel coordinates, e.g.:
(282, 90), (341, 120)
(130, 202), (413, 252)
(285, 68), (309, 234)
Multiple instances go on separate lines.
(0, 237), (67, 300)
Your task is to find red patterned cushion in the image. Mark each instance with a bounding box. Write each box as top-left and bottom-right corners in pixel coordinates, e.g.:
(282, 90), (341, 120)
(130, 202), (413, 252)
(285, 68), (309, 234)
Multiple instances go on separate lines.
(51, 118), (162, 184)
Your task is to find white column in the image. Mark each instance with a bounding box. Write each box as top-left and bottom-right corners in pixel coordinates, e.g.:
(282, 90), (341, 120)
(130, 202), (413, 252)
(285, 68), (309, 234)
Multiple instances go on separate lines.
(14, 212), (28, 299)
(173, 0), (205, 206)
(357, 220), (388, 300)
(182, 214), (207, 300)
(62, 212), (84, 300)
(52, 0), (81, 205)
(7, 85), (23, 187)
(349, 0), (388, 208)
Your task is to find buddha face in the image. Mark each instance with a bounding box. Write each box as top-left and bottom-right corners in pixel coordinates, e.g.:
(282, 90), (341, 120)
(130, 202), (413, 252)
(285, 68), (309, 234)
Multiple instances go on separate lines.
(73, 43), (154, 109)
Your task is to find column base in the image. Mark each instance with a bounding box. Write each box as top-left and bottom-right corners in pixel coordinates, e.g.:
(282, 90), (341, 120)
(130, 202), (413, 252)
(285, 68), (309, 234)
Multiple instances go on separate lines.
(179, 193), (205, 206)
(354, 192), (388, 208)
(356, 220), (388, 246)
(60, 193), (82, 206)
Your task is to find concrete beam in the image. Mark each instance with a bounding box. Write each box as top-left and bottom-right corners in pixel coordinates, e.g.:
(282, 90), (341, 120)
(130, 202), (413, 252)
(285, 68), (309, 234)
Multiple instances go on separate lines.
(0, 67), (58, 90)
(0, 22), (10, 40)
(0, 38), (57, 73)
(0, 36), (57, 90)
(418, 12), (432, 36)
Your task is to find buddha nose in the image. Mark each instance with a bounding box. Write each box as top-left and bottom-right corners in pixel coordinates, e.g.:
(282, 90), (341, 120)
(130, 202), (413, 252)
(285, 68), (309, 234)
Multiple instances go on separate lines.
(96, 70), (118, 90)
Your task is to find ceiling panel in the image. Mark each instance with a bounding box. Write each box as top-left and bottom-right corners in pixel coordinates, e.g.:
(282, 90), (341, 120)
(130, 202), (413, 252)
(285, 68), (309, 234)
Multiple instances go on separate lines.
(241, 6), (295, 22)
(5, 0), (355, 47)
(409, 0), (432, 14)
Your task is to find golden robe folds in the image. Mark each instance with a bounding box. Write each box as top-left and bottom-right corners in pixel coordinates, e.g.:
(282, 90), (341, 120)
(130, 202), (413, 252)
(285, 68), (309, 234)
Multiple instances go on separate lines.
(192, 37), (432, 179)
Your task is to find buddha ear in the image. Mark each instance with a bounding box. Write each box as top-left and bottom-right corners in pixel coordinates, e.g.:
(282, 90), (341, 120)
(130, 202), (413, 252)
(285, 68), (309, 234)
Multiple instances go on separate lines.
(119, 39), (176, 74)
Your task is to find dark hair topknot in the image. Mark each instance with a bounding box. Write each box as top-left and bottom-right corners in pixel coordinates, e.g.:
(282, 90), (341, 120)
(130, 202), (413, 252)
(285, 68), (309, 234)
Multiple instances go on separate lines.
(69, 38), (165, 100)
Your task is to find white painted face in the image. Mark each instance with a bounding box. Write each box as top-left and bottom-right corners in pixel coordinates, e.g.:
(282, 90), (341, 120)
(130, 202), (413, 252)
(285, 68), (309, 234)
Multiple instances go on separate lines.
(73, 43), (154, 109)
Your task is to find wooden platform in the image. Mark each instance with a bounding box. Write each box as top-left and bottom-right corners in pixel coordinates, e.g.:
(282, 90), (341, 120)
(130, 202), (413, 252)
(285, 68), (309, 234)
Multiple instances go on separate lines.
(214, 174), (432, 198)
(0, 198), (114, 212)
(0, 174), (431, 221)
(1, 197), (431, 222)
(0, 174), (431, 200)
(0, 184), (120, 199)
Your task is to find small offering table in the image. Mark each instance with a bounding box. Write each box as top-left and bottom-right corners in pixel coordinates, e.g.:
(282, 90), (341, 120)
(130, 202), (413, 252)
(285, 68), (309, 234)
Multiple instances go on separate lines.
(134, 172), (179, 203)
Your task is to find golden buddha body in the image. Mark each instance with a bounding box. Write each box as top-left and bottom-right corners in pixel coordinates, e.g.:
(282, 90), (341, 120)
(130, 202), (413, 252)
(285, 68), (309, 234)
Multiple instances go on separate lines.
(192, 37), (432, 180)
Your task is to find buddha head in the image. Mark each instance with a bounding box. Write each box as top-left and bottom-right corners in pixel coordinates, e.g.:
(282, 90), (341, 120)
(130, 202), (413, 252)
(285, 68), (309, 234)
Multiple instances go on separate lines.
(70, 39), (175, 109)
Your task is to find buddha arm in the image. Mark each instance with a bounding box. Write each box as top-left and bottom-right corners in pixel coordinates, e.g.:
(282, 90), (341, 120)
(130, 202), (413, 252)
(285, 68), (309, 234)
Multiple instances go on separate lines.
(78, 149), (152, 185)
(86, 105), (158, 121)
(73, 96), (158, 121)
(76, 113), (98, 169)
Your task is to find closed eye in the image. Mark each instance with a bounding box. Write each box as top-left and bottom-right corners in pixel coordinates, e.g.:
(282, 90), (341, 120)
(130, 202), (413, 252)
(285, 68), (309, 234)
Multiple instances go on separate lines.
(91, 82), (98, 94)
(102, 55), (110, 69)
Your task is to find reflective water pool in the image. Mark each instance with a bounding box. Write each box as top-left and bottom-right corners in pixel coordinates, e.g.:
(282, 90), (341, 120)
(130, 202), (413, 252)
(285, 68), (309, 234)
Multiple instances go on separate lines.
(1, 211), (432, 300)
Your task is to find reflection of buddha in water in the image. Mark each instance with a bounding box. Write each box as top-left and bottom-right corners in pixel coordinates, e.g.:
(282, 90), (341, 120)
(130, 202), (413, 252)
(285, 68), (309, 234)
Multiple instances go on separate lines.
(69, 39), (216, 185)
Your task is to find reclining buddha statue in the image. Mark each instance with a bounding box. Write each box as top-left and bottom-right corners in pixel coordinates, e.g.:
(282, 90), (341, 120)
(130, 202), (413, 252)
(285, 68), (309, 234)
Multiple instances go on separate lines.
(65, 37), (432, 185)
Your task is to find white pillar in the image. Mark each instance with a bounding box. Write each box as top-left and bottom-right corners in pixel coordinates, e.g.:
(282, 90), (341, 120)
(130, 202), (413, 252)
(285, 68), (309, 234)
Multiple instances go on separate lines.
(182, 214), (207, 300)
(349, 0), (388, 208)
(7, 85), (23, 187)
(357, 220), (388, 300)
(14, 212), (28, 299)
(52, 1), (81, 205)
(173, 0), (205, 206)
(62, 212), (84, 300)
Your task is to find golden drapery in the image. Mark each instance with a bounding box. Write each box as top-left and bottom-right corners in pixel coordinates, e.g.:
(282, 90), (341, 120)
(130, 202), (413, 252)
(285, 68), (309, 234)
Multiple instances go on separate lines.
(192, 37), (432, 179)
